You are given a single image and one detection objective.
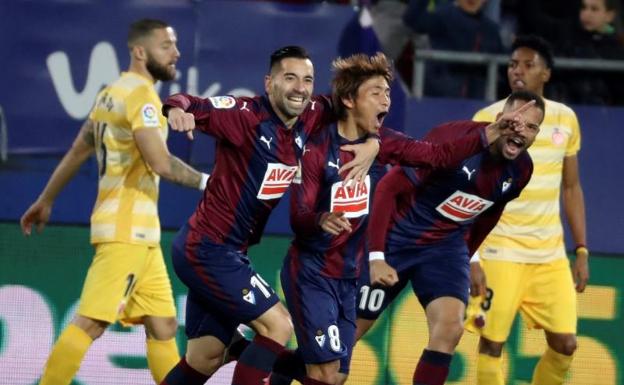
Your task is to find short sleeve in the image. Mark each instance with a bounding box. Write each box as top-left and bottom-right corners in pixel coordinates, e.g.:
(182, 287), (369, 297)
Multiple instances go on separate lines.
(126, 85), (165, 132)
(564, 108), (581, 156)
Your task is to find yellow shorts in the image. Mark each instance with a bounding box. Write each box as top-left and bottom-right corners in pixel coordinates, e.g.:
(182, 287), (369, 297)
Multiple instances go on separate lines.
(77, 242), (176, 325)
(465, 257), (576, 341)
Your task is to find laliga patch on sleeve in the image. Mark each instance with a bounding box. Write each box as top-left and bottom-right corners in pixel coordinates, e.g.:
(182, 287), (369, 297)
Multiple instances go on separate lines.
(209, 96), (236, 109)
(141, 104), (160, 127)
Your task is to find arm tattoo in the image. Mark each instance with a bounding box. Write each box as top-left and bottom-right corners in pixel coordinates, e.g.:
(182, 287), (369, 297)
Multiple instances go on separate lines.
(81, 120), (96, 147)
(168, 155), (202, 189)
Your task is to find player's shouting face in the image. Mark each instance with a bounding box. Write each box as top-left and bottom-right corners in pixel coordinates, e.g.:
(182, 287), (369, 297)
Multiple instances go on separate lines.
(494, 99), (543, 160)
(266, 57), (314, 126)
(344, 75), (391, 135)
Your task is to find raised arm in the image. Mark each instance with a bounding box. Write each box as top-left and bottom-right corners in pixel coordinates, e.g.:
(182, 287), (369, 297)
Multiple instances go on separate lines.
(20, 120), (96, 235)
(376, 124), (488, 168)
(163, 93), (249, 145)
(379, 100), (537, 168)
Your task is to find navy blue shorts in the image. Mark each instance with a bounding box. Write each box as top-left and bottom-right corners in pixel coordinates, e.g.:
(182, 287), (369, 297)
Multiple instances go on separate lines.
(280, 253), (357, 373)
(172, 224), (280, 345)
(356, 246), (470, 320)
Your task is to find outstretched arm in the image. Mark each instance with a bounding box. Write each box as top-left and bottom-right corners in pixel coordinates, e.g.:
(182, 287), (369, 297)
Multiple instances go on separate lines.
(377, 100), (536, 169)
(163, 94), (248, 145)
(134, 128), (208, 190)
(21, 120), (96, 235)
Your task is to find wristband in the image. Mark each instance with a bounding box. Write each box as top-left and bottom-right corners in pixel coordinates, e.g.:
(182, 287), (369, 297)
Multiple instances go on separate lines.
(470, 251), (480, 263)
(199, 173), (210, 190)
(369, 251), (385, 261)
(575, 245), (589, 255)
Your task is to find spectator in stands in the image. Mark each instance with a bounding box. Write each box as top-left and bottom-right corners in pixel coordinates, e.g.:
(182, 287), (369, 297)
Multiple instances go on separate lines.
(403, 0), (503, 99)
(561, 0), (624, 105)
(516, 0), (624, 105)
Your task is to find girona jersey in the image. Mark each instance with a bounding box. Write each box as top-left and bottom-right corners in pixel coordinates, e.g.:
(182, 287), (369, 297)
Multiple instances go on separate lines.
(288, 121), (493, 279)
(473, 98), (581, 263)
(369, 121), (534, 257)
(163, 94), (333, 251)
(89, 72), (166, 246)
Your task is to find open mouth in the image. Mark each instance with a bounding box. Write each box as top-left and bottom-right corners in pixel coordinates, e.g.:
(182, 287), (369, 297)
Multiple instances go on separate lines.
(286, 95), (308, 110)
(504, 135), (525, 157)
(288, 95), (306, 104)
(376, 111), (388, 126)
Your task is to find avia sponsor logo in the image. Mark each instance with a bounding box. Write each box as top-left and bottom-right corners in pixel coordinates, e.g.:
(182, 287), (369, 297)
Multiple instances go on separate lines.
(257, 163), (298, 200)
(436, 190), (494, 222)
(330, 176), (370, 218)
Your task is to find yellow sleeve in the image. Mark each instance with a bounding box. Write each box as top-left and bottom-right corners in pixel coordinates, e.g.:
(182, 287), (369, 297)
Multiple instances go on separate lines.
(472, 107), (496, 123)
(88, 89), (106, 121)
(565, 108), (581, 156)
(126, 85), (163, 132)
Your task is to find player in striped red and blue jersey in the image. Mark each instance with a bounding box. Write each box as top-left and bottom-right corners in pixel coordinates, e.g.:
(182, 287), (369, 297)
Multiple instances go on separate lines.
(353, 90), (544, 385)
(158, 46), (382, 385)
(275, 54), (530, 385)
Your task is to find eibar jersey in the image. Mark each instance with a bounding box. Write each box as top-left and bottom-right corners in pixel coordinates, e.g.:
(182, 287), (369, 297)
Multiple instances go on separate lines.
(89, 72), (166, 246)
(473, 98), (581, 263)
(289, 121), (492, 279)
(369, 121), (533, 257)
(164, 94), (334, 251)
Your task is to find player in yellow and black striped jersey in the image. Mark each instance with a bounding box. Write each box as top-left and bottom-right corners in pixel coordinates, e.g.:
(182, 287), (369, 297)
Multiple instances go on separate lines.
(20, 19), (209, 385)
(465, 36), (589, 385)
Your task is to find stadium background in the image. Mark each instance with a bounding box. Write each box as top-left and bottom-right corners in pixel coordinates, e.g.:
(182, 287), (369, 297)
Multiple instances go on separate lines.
(0, 1), (622, 384)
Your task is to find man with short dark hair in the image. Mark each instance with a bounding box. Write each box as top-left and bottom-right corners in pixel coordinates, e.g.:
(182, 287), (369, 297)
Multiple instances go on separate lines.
(353, 90), (544, 385)
(466, 35), (589, 385)
(157, 45), (382, 385)
(21, 18), (208, 385)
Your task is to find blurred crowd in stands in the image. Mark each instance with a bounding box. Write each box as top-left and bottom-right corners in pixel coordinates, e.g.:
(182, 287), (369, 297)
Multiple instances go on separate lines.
(271, 0), (624, 106)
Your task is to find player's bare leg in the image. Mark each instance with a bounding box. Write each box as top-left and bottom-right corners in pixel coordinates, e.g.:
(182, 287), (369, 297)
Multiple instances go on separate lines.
(232, 302), (293, 385)
(186, 336), (227, 375)
(411, 296), (464, 385)
(305, 360), (341, 385)
(159, 335), (226, 385)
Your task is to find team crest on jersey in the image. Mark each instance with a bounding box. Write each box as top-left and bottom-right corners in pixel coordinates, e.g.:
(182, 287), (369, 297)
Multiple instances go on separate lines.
(502, 178), (512, 193)
(315, 330), (326, 348)
(257, 163), (298, 200)
(330, 176), (370, 218)
(551, 127), (565, 145)
(436, 190), (494, 222)
(242, 288), (256, 305)
(209, 96), (236, 109)
(141, 104), (160, 127)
